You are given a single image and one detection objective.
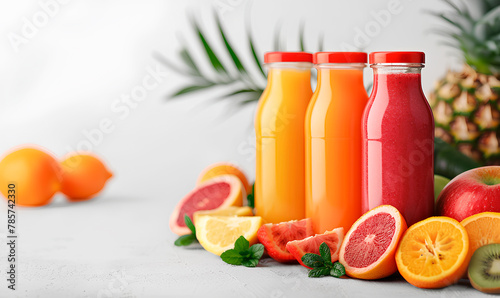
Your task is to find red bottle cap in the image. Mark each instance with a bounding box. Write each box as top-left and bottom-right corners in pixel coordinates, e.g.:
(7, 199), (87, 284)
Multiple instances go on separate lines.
(313, 52), (367, 64)
(264, 52), (313, 63)
(369, 51), (425, 64)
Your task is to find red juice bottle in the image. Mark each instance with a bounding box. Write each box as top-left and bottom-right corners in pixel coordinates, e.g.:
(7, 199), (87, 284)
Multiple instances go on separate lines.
(362, 52), (434, 226)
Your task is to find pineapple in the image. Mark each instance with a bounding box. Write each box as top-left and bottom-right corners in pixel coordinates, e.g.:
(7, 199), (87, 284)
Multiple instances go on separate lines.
(430, 0), (500, 165)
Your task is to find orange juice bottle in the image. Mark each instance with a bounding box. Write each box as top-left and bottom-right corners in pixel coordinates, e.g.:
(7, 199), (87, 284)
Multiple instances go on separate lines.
(305, 52), (368, 233)
(255, 52), (313, 223)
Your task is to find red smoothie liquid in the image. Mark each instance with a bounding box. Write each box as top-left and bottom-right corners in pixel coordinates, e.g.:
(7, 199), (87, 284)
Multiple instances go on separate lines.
(362, 71), (434, 226)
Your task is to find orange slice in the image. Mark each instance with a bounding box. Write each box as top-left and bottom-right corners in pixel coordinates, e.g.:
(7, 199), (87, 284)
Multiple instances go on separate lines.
(461, 212), (500, 261)
(396, 216), (469, 289)
(339, 205), (407, 279)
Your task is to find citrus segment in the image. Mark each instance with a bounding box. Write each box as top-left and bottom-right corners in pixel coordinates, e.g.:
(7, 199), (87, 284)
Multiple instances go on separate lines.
(461, 212), (500, 261)
(339, 205), (407, 279)
(193, 206), (253, 224)
(286, 228), (344, 269)
(195, 215), (262, 256)
(396, 216), (469, 288)
(258, 219), (314, 262)
(197, 162), (251, 194)
(169, 175), (244, 235)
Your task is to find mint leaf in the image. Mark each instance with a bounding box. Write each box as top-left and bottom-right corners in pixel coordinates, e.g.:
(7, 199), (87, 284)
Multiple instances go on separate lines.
(174, 234), (196, 246)
(330, 262), (346, 278)
(302, 253), (325, 268)
(247, 183), (255, 208)
(308, 267), (330, 278)
(248, 243), (264, 260)
(242, 258), (259, 267)
(319, 242), (332, 265)
(184, 214), (196, 234)
(221, 249), (244, 265)
(234, 236), (249, 253)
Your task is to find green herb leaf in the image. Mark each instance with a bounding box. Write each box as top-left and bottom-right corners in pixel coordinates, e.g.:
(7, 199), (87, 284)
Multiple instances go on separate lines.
(234, 236), (250, 253)
(308, 267), (331, 278)
(221, 249), (244, 265)
(247, 243), (264, 260)
(330, 262), (346, 278)
(242, 258), (259, 268)
(247, 183), (255, 208)
(184, 214), (196, 234)
(301, 253), (325, 268)
(174, 234), (197, 246)
(319, 242), (332, 265)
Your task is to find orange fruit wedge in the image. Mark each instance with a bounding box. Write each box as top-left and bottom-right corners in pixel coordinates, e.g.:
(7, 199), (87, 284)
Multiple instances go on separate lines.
(396, 216), (469, 289)
(461, 212), (500, 261)
(339, 205), (407, 279)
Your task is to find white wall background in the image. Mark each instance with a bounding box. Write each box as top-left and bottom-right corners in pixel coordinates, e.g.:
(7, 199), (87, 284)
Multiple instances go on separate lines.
(0, 0), (459, 204)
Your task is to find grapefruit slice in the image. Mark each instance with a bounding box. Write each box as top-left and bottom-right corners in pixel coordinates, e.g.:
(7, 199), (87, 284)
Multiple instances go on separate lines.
(339, 205), (407, 279)
(257, 218), (314, 262)
(169, 175), (244, 235)
(286, 227), (344, 269)
(196, 215), (263, 256)
(396, 216), (469, 288)
(197, 162), (251, 194)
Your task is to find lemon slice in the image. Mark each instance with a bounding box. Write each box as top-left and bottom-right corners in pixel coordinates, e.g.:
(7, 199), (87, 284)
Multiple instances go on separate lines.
(195, 215), (263, 256)
(193, 206), (253, 224)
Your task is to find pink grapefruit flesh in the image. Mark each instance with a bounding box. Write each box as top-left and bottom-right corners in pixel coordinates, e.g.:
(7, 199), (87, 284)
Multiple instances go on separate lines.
(169, 175), (243, 235)
(286, 227), (344, 269)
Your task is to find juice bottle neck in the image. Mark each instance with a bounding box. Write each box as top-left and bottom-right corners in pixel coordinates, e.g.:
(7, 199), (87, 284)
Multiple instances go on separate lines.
(266, 63), (312, 89)
(316, 64), (365, 91)
(371, 64), (424, 95)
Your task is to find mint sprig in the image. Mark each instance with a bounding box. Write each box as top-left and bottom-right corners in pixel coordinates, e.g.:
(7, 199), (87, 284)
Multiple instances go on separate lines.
(301, 242), (346, 278)
(220, 236), (264, 267)
(174, 215), (198, 246)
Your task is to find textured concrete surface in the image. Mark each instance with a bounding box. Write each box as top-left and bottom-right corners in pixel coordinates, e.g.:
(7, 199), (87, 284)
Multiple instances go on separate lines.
(0, 193), (489, 297)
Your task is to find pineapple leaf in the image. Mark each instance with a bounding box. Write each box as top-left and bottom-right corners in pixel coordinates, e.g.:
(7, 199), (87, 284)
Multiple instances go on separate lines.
(191, 15), (228, 76)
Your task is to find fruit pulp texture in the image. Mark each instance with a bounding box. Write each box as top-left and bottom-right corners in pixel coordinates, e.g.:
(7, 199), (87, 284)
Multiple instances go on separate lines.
(343, 212), (395, 268)
(255, 67), (312, 223)
(176, 182), (230, 227)
(363, 72), (434, 226)
(306, 67), (368, 234)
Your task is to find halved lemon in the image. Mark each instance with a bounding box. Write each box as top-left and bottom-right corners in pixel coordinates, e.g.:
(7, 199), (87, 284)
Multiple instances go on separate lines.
(195, 215), (263, 256)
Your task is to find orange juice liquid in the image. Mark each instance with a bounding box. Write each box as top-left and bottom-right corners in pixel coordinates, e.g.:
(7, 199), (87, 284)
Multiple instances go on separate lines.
(305, 66), (368, 233)
(255, 64), (312, 223)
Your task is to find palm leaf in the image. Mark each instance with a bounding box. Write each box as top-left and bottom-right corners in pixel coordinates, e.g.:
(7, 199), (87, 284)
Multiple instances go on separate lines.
(179, 48), (202, 76)
(191, 15), (228, 76)
(171, 83), (215, 97)
(273, 22), (282, 51)
(249, 31), (266, 78)
(215, 11), (247, 76)
(299, 22), (306, 52)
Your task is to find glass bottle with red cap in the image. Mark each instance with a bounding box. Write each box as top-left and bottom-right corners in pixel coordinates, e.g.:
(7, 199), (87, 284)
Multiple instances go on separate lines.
(305, 52), (369, 233)
(255, 52), (313, 223)
(362, 51), (434, 226)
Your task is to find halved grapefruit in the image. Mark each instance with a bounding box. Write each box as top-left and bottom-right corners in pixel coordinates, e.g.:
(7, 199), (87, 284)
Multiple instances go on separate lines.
(197, 162), (251, 194)
(169, 175), (244, 235)
(339, 205), (407, 279)
(286, 227), (344, 269)
(257, 218), (314, 262)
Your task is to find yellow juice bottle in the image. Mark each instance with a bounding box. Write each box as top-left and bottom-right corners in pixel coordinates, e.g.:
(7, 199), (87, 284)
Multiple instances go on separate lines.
(255, 52), (313, 223)
(305, 52), (368, 233)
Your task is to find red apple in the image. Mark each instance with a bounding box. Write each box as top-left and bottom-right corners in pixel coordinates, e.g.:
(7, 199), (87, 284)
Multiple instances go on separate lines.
(436, 166), (500, 222)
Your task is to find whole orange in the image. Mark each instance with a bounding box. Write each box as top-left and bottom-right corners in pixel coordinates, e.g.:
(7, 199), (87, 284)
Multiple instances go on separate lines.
(0, 147), (61, 207)
(60, 154), (112, 201)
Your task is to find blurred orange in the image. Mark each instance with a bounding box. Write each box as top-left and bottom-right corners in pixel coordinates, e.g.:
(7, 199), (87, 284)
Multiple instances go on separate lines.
(0, 147), (61, 207)
(197, 162), (251, 195)
(60, 154), (112, 201)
